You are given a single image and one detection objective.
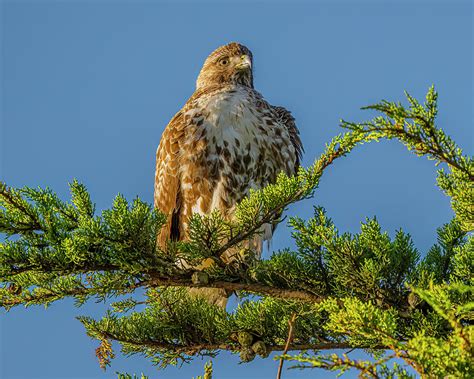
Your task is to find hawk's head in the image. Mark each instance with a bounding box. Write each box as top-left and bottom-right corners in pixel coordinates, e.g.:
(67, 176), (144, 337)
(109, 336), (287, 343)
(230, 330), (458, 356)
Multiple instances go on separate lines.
(196, 42), (254, 90)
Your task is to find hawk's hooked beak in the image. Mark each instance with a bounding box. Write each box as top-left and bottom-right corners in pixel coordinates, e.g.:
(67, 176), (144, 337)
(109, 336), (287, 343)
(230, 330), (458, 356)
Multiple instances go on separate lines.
(236, 55), (252, 71)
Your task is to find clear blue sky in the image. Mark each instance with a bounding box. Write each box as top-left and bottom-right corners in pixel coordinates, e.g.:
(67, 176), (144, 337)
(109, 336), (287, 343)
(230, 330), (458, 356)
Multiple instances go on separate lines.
(0, 1), (472, 378)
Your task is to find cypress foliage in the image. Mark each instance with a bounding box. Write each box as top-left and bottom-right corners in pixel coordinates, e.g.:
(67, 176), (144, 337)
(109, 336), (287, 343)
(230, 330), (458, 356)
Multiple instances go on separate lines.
(1, 88), (472, 378)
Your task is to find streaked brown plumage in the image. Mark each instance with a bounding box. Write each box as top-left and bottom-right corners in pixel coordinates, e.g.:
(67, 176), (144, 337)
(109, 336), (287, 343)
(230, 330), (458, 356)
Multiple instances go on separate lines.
(154, 42), (302, 306)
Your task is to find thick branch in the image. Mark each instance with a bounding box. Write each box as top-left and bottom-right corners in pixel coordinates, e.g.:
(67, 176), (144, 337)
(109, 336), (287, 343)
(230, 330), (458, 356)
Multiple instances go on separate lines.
(1, 274), (331, 309)
(149, 278), (327, 303)
(101, 330), (384, 355)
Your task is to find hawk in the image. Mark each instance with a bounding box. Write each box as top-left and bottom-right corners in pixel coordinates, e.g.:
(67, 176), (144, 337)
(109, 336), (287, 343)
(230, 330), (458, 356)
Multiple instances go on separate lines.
(154, 42), (302, 305)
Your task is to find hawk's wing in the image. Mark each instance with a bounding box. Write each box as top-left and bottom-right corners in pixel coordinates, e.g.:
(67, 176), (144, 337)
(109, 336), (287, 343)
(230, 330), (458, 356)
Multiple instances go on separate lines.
(154, 111), (185, 249)
(265, 105), (303, 236)
(272, 105), (303, 170)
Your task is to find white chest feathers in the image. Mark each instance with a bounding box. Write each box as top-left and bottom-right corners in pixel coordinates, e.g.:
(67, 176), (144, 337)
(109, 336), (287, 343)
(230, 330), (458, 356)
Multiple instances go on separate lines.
(197, 88), (261, 148)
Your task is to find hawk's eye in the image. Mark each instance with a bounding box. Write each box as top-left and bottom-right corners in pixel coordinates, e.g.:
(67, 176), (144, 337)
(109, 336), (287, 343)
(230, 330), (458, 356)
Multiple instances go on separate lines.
(219, 58), (229, 66)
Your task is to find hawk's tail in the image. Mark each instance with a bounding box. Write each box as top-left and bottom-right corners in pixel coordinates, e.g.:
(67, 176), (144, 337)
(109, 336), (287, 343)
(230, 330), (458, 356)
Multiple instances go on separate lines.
(187, 288), (230, 308)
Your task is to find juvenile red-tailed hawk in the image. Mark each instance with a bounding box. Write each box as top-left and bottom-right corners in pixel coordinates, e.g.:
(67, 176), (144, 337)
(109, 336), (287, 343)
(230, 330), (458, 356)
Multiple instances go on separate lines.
(154, 42), (302, 305)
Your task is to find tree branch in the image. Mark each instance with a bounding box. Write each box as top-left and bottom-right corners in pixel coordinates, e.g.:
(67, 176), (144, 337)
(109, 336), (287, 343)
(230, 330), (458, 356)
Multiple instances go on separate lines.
(277, 313), (297, 379)
(100, 330), (384, 355)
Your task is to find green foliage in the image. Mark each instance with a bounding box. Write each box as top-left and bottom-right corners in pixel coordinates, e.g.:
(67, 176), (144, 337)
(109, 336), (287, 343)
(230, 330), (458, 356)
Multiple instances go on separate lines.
(451, 236), (474, 284)
(0, 182), (171, 309)
(116, 373), (148, 379)
(418, 219), (466, 284)
(77, 288), (326, 367)
(282, 208), (419, 307)
(282, 283), (473, 378)
(342, 86), (473, 231)
(436, 166), (473, 232)
(1, 88), (473, 377)
(403, 283), (473, 378)
(318, 297), (399, 347)
(280, 352), (415, 379)
(193, 361), (213, 379)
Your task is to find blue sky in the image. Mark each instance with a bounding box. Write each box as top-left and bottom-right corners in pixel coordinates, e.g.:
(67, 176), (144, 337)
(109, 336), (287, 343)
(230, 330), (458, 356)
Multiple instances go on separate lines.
(0, 0), (472, 378)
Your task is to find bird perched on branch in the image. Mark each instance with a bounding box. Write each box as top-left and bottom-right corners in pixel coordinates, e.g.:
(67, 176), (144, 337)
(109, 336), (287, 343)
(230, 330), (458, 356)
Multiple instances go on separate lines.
(154, 42), (302, 306)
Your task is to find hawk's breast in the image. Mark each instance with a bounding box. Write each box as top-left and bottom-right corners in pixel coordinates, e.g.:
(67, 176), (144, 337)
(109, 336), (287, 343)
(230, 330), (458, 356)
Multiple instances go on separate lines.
(179, 86), (296, 228)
